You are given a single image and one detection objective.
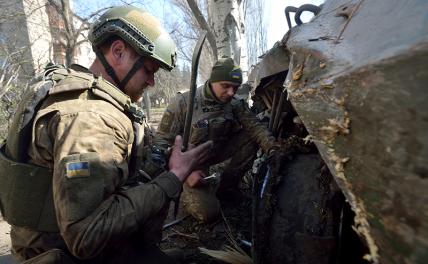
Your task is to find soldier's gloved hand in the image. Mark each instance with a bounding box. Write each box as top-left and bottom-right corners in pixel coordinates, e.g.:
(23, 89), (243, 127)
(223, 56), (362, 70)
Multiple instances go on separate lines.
(185, 170), (207, 188)
(169, 135), (213, 182)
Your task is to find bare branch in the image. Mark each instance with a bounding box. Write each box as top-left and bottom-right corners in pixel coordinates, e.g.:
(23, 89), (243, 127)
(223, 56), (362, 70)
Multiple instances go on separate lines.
(186, 0), (218, 59)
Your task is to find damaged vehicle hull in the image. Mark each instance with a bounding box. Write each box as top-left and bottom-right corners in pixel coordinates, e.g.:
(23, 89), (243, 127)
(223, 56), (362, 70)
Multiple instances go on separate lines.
(248, 0), (428, 263)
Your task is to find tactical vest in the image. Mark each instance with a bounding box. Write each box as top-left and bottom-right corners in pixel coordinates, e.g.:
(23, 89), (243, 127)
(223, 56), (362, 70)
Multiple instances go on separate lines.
(0, 65), (144, 232)
(187, 84), (242, 146)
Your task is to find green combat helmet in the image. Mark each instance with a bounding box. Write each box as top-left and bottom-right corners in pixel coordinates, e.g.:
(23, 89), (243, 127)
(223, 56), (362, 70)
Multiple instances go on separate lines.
(88, 6), (177, 89)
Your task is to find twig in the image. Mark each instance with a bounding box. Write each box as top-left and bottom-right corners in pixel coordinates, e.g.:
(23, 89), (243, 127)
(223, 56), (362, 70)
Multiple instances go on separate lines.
(170, 228), (199, 240)
(335, 0), (366, 43)
(220, 208), (244, 254)
(163, 214), (190, 230)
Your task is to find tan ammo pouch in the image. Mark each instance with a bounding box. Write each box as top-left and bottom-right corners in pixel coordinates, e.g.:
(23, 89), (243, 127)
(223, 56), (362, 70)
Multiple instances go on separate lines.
(0, 144), (58, 232)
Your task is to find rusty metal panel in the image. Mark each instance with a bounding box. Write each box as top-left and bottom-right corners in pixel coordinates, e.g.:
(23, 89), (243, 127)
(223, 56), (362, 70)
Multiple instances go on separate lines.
(248, 42), (289, 93)
(250, 0), (428, 263)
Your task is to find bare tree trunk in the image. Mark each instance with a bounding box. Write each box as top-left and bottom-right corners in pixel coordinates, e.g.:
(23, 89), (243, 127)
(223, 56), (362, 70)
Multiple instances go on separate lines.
(207, 0), (248, 79)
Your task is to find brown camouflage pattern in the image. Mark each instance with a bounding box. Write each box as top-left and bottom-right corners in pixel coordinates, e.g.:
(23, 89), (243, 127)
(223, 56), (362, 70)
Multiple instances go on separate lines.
(153, 82), (278, 222)
(10, 67), (182, 263)
(154, 82), (277, 158)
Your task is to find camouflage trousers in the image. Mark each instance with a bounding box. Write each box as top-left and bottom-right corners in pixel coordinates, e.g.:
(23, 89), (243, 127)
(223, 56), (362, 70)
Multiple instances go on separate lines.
(181, 129), (258, 223)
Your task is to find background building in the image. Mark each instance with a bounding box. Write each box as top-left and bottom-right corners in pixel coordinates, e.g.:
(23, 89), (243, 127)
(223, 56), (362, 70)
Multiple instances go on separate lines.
(0, 0), (94, 80)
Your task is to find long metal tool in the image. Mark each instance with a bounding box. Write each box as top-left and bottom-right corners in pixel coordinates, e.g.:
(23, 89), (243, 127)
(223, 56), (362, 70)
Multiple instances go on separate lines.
(172, 31), (207, 220)
(182, 30), (207, 151)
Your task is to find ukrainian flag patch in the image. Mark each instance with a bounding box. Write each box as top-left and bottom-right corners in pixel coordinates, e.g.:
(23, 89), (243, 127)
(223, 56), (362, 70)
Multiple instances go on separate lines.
(231, 71), (242, 79)
(66, 162), (90, 178)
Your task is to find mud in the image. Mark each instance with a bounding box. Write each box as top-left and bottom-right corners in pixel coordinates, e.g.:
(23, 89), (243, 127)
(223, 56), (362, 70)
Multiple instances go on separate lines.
(161, 197), (253, 263)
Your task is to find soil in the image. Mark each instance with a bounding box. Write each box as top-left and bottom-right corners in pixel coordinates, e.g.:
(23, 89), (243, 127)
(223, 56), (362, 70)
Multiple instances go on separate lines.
(147, 107), (165, 130)
(161, 193), (253, 263)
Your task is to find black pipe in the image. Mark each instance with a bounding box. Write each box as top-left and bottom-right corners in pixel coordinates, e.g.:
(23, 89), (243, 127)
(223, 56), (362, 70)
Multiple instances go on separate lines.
(285, 4), (322, 28)
(284, 6), (298, 29)
(295, 4), (322, 25)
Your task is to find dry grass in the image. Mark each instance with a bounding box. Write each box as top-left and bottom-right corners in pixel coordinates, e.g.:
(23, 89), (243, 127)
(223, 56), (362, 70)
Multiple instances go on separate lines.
(199, 209), (253, 264)
(199, 246), (252, 264)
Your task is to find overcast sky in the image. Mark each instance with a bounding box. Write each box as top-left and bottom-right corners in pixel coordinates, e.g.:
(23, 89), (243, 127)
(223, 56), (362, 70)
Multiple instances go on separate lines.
(266, 0), (325, 48)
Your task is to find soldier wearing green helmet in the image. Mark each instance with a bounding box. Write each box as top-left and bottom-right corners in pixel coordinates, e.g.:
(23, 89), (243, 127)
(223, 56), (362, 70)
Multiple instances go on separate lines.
(0, 5), (212, 263)
(88, 5), (177, 91)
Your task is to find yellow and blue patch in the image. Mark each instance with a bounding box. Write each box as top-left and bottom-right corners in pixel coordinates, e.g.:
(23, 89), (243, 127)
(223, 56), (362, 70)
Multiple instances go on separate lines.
(66, 161), (90, 178)
(231, 65), (242, 80)
(230, 67), (242, 80)
(231, 71), (242, 80)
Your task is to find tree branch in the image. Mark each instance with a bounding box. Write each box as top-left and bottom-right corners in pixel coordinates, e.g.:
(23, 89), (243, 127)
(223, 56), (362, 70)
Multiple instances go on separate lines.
(186, 0), (218, 60)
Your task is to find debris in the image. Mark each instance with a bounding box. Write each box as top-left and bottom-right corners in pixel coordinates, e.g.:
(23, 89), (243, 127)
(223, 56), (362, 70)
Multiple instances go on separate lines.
(292, 64), (304, 81)
(334, 97), (346, 106)
(163, 228), (199, 241)
(319, 79), (334, 89)
(163, 215), (190, 230)
(199, 246), (253, 264)
(199, 209), (253, 264)
(303, 134), (314, 144)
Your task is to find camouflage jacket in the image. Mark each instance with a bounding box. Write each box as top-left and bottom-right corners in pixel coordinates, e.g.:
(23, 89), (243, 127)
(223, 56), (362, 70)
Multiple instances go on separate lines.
(153, 82), (277, 163)
(6, 65), (181, 262)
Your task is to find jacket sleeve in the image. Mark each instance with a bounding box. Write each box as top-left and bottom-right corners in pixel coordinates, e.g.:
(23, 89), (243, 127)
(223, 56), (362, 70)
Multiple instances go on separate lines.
(232, 99), (279, 153)
(152, 93), (187, 153)
(32, 106), (182, 260)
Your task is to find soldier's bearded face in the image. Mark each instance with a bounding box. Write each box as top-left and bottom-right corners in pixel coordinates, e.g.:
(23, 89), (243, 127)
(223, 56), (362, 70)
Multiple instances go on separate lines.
(123, 56), (160, 103)
(211, 81), (239, 102)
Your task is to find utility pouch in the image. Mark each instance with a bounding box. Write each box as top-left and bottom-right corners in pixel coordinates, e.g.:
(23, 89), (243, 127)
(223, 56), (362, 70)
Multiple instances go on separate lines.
(189, 120), (209, 146)
(0, 144), (58, 232)
(208, 114), (240, 142)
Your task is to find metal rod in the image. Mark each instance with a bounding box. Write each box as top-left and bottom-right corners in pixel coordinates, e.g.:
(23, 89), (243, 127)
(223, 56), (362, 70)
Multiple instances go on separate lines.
(182, 30), (207, 151)
(284, 6), (298, 30)
(268, 87), (280, 132)
(272, 89), (285, 138)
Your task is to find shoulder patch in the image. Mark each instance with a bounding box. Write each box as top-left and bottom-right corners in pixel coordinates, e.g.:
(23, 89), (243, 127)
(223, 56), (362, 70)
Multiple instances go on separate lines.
(66, 161), (90, 178)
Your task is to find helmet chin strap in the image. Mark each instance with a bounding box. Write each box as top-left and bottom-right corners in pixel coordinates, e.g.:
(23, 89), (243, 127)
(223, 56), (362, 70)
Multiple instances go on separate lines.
(95, 49), (146, 91)
(120, 56), (145, 89)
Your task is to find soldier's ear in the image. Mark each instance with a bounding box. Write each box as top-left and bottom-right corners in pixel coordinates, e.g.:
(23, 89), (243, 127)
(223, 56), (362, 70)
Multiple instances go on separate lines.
(109, 40), (126, 64)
